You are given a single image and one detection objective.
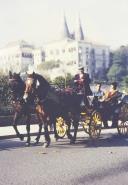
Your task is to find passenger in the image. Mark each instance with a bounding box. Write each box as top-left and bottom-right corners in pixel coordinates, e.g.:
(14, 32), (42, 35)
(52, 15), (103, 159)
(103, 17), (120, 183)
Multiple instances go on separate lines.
(102, 82), (120, 128)
(92, 82), (104, 108)
(93, 83), (104, 96)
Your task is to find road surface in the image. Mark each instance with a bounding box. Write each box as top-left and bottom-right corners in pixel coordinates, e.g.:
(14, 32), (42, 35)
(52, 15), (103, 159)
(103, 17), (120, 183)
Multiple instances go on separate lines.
(0, 129), (128, 185)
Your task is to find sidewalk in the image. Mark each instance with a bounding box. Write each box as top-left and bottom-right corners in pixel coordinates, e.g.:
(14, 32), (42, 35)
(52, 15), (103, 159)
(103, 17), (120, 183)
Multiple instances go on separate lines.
(0, 124), (41, 138)
(0, 123), (117, 140)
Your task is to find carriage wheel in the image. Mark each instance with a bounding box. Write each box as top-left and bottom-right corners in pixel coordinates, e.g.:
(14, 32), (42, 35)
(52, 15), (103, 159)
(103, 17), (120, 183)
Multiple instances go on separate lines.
(80, 112), (90, 134)
(117, 121), (128, 136)
(56, 117), (68, 138)
(89, 111), (102, 139)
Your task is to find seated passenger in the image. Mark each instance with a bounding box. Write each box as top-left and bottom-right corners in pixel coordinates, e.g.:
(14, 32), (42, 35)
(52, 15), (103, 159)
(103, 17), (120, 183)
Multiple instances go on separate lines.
(93, 82), (104, 108)
(102, 82), (120, 128)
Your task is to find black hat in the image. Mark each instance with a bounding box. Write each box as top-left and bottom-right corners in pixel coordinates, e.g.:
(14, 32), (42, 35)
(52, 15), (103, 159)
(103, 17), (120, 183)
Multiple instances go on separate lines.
(79, 67), (84, 71)
(111, 82), (117, 89)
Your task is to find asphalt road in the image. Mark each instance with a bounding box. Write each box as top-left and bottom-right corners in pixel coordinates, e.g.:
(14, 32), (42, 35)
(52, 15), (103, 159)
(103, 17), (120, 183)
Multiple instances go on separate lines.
(0, 130), (128, 185)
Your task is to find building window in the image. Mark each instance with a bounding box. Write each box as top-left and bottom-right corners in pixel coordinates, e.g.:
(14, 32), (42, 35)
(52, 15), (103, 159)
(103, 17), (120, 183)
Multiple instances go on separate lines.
(86, 47), (89, 54)
(78, 47), (82, 53)
(86, 54), (89, 59)
(22, 53), (33, 58)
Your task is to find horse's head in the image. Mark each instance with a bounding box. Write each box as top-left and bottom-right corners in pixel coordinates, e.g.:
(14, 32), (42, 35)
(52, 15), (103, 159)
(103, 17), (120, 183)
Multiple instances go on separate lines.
(9, 71), (25, 101)
(23, 73), (36, 102)
(9, 71), (22, 92)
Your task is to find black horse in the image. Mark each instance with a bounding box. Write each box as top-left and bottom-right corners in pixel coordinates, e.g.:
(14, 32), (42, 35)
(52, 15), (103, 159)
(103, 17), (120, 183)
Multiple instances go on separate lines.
(9, 71), (51, 147)
(9, 71), (31, 145)
(23, 72), (82, 146)
(56, 89), (82, 142)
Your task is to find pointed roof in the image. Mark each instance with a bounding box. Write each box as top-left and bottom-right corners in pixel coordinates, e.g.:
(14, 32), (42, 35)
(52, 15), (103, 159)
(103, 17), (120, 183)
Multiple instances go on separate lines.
(61, 14), (71, 39)
(75, 16), (85, 40)
(79, 18), (84, 40)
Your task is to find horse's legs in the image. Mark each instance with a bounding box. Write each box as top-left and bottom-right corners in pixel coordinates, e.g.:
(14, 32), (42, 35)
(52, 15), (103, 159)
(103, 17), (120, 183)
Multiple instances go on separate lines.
(43, 121), (51, 148)
(25, 114), (31, 146)
(66, 120), (73, 140)
(49, 115), (59, 141)
(35, 113), (43, 144)
(72, 120), (79, 144)
(53, 118), (59, 140)
(13, 112), (24, 141)
(70, 115), (79, 144)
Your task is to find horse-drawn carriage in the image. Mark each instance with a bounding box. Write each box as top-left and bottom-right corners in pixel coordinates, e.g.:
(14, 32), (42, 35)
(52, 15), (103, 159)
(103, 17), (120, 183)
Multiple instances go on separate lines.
(116, 95), (128, 136)
(55, 89), (128, 140)
(94, 92), (128, 136)
(55, 88), (102, 140)
(8, 71), (128, 147)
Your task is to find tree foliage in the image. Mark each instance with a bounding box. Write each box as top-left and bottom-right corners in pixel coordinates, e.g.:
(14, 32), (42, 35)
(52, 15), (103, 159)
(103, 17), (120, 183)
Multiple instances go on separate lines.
(53, 76), (65, 88)
(0, 75), (11, 106)
(107, 46), (128, 82)
(52, 73), (73, 88)
(37, 60), (60, 71)
(122, 75), (128, 93)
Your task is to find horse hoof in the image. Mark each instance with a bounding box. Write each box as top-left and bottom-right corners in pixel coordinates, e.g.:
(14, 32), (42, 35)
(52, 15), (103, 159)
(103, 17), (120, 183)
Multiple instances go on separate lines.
(68, 134), (73, 140)
(43, 143), (48, 148)
(25, 142), (30, 147)
(35, 139), (39, 144)
(20, 135), (24, 141)
(35, 141), (39, 145)
(54, 137), (59, 142)
(43, 141), (50, 148)
(70, 139), (75, 144)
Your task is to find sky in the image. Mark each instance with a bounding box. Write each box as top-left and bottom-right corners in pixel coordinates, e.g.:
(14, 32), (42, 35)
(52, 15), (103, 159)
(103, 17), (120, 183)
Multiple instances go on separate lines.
(0, 0), (128, 49)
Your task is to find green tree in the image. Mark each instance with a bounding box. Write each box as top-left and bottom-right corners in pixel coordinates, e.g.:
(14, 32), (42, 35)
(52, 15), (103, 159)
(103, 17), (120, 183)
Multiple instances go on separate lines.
(122, 76), (128, 93)
(0, 75), (10, 106)
(53, 76), (65, 88)
(65, 73), (74, 86)
(37, 60), (60, 71)
(52, 73), (74, 88)
(107, 46), (128, 82)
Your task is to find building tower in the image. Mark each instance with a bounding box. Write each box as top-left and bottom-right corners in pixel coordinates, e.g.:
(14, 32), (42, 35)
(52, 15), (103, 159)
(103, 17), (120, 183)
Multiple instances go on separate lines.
(61, 14), (71, 39)
(75, 16), (85, 40)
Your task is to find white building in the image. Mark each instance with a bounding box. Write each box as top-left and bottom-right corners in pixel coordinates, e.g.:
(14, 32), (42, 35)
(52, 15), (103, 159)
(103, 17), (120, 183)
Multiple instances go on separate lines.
(0, 16), (110, 80)
(33, 47), (45, 69)
(0, 40), (34, 74)
(43, 15), (110, 79)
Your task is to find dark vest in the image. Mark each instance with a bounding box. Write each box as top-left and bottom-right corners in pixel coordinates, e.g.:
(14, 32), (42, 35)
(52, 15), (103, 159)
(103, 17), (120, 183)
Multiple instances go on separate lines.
(74, 73), (92, 96)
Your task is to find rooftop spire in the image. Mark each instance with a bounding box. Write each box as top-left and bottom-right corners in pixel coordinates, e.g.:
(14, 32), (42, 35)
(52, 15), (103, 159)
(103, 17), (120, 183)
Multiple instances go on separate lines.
(75, 15), (85, 40)
(61, 13), (71, 39)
